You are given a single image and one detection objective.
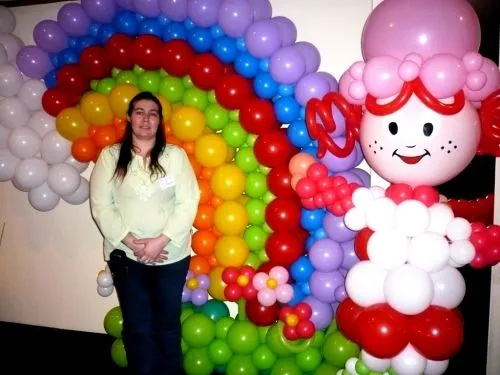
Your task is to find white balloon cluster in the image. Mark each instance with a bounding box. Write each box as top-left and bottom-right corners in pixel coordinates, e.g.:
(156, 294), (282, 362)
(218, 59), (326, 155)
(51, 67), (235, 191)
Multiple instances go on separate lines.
(96, 265), (114, 297)
(0, 6), (90, 212)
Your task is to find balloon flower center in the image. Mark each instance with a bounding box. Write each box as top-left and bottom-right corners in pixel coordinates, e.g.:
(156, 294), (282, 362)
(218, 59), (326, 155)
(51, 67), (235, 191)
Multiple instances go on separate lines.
(237, 275), (249, 287)
(266, 277), (278, 289)
(286, 314), (299, 327)
(187, 278), (199, 290)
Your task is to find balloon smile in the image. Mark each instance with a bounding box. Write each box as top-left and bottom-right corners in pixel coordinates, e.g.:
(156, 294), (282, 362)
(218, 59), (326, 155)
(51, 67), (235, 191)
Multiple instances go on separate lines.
(392, 150), (430, 164)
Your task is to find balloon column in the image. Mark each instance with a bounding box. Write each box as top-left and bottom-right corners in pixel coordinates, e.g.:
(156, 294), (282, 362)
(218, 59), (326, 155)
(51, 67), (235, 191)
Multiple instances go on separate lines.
(299, 0), (500, 374)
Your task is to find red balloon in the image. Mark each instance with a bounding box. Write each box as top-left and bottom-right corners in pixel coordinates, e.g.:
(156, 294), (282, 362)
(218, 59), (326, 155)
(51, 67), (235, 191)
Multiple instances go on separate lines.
(80, 45), (111, 79)
(104, 33), (134, 70)
(239, 98), (279, 135)
(132, 35), (163, 70)
(224, 284), (242, 302)
(295, 227), (309, 245)
(254, 130), (298, 168)
(265, 232), (304, 266)
(336, 298), (364, 343)
(354, 227), (373, 261)
(189, 53), (224, 91)
(245, 298), (279, 326)
(265, 198), (301, 232)
(296, 320), (315, 339)
(267, 166), (296, 199)
(413, 185), (439, 207)
(409, 306), (464, 361)
(42, 88), (71, 117)
(222, 266), (239, 284)
(385, 183), (413, 204)
(357, 304), (409, 358)
(215, 74), (254, 110)
(161, 40), (196, 77)
(56, 64), (89, 96)
(257, 261), (277, 274)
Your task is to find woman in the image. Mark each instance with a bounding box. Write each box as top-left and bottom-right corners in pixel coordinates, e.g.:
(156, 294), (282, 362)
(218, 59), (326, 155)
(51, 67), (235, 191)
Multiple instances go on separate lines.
(90, 91), (200, 375)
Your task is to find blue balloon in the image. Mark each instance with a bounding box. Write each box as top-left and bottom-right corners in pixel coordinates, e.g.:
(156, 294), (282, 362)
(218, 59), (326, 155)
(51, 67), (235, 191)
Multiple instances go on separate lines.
(234, 52), (259, 79)
(212, 36), (237, 64)
(306, 235), (315, 251)
(68, 37), (77, 49)
(210, 25), (224, 39)
(50, 53), (59, 69)
(114, 10), (139, 36)
(313, 228), (328, 240)
(184, 18), (195, 30)
(89, 22), (100, 37)
(259, 58), (269, 72)
(299, 106), (306, 119)
(303, 146), (318, 158)
(274, 96), (301, 124)
(236, 37), (246, 51)
(253, 72), (278, 98)
(188, 27), (213, 53)
(300, 208), (326, 231)
(97, 24), (115, 44)
(58, 48), (79, 65)
(44, 69), (58, 88)
(136, 13), (145, 22)
(300, 282), (311, 296)
(162, 22), (187, 41)
(139, 18), (163, 37)
(158, 14), (170, 25)
(74, 35), (97, 54)
(287, 119), (312, 148)
(289, 284), (305, 306)
(278, 84), (295, 97)
(291, 255), (314, 283)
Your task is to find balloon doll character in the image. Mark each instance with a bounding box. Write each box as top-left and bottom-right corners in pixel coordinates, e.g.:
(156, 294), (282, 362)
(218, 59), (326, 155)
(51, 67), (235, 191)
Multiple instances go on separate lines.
(291, 1), (500, 374)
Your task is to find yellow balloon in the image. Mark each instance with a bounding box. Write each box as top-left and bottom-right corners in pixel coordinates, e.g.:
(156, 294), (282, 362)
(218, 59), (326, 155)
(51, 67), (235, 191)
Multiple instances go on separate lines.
(195, 134), (227, 168)
(214, 236), (249, 267)
(56, 107), (89, 141)
(80, 92), (113, 126)
(170, 106), (205, 141)
(208, 266), (227, 300)
(210, 164), (246, 201)
(156, 95), (172, 122)
(225, 146), (235, 162)
(214, 201), (248, 236)
(109, 84), (140, 119)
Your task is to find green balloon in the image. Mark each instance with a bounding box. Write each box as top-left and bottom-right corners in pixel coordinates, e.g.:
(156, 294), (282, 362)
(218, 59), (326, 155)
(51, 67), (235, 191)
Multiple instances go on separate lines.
(222, 122), (248, 148)
(182, 313), (215, 348)
(214, 365), (226, 373)
(116, 70), (138, 85)
(311, 331), (325, 348)
(386, 369), (398, 375)
(96, 77), (116, 95)
(295, 348), (322, 373)
(262, 191), (276, 204)
(208, 90), (217, 103)
(252, 345), (276, 370)
(215, 316), (235, 339)
(322, 331), (360, 369)
(270, 358), (302, 375)
(110, 338), (127, 368)
(245, 172), (268, 198)
(259, 165), (271, 175)
(208, 339), (233, 365)
(133, 64), (145, 75)
(181, 305), (195, 323)
(229, 109), (239, 121)
(265, 325), (292, 357)
(206, 103), (229, 131)
(138, 71), (161, 93)
(183, 87), (209, 111)
(183, 75), (194, 88)
(226, 321), (260, 355)
(244, 252), (262, 269)
(245, 198), (266, 225)
(159, 76), (185, 103)
(235, 147), (259, 173)
(246, 134), (258, 147)
(159, 69), (168, 77)
(226, 355), (258, 375)
(355, 360), (370, 375)
(244, 225), (269, 251)
(111, 67), (121, 77)
(257, 248), (270, 262)
(182, 338), (190, 354)
(198, 299), (230, 321)
(183, 348), (214, 375)
(103, 306), (123, 338)
(258, 326), (270, 343)
(90, 79), (98, 90)
(263, 222), (273, 233)
(313, 362), (340, 375)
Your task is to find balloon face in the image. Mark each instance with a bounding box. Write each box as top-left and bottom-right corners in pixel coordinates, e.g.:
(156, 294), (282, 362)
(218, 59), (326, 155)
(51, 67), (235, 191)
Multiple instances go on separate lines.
(360, 95), (480, 187)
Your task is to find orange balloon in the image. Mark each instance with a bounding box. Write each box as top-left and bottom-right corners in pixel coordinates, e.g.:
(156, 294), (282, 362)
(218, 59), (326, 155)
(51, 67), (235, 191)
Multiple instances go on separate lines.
(188, 154), (202, 177)
(114, 119), (127, 141)
(93, 125), (118, 148)
(201, 167), (214, 180)
(168, 136), (183, 147)
(207, 254), (219, 267)
(198, 180), (213, 204)
(192, 230), (217, 256)
(88, 125), (99, 138)
(71, 137), (98, 163)
(164, 123), (173, 136)
(193, 204), (214, 230)
(189, 255), (211, 275)
(211, 196), (223, 208)
(183, 141), (196, 155)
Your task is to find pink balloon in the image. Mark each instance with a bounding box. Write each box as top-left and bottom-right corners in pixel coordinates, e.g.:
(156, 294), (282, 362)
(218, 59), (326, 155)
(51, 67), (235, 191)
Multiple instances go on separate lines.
(252, 272), (268, 289)
(363, 56), (403, 98)
(258, 288), (277, 306)
(288, 152), (315, 176)
(269, 266), (289, 283)
(276, 283), (293, 303)
(361, 0), (481, 61)
(420, 54), (467, 98)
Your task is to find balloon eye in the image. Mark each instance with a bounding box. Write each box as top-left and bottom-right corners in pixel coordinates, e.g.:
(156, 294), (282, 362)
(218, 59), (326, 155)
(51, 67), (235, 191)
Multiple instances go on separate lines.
(423, 122), (434, 136)
(388, 121), (398, 135)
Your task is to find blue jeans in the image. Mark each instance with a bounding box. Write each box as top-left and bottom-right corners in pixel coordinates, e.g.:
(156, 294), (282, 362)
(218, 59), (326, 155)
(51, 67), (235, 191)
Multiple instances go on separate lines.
(108, 253), (190, 375)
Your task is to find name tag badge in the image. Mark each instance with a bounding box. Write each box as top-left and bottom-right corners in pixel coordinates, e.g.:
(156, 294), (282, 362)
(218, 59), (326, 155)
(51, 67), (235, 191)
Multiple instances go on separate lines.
(159, 176), (175, 190)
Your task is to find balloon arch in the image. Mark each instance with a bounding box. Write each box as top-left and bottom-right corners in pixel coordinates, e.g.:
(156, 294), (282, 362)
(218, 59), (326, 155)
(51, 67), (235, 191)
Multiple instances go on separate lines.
(0, 0), (499, 374)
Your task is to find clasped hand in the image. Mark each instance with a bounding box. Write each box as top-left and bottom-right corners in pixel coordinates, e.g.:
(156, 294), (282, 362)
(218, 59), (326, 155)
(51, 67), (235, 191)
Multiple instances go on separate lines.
(124, 233), (170, 264)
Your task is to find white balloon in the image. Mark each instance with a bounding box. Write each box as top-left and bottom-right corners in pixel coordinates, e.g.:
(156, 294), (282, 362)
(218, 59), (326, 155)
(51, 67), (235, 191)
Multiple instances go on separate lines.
(367, 229), (409, 270)
(28, 182), (60, 211)
(13, 157), (48, 191)
(0, 97), (30, 129)
(427, 203), (455, 235)
(0, 7), (16, 33)
(344, 357), (358, 374)
(366, 197), (397, 232)
(97, 285), (114, 297)
(408, 232), (450, 273)
(27, 110), (55, 137)
(391, 345), (427, 375)
(361, 350), (391, 372)
(344, 207), (365, 230)
(384, 264), (434, 315)
(47, 163), (80, 196)
(345, 261), (387, 307)
(352, 187), (374, 209)
(430, 266), (466, 309)
(64, 155), (89, 173)
(395, 200), (430, 237)
(370, 186), (386, 198)
(97, 270), (114, 288)
(62, 176), (89, 205)
(17, 79), (46, 111)
(0, 63), (23, 97)
(424, 359), (449, 375)
(41, 130), (71, 164)
(446, 217), (472, 241)
(0, 124), (10, 148)
(449, 240), (475, 266)
(0, 32), (23, 62)
(0, 148), (19, 181)
(8, 127), (41, 159)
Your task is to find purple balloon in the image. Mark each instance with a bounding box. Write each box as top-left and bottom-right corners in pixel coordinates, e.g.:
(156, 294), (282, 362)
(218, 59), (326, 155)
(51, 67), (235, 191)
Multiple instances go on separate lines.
(303, 296), (333, 330)
(217, 0), (253, 38)
(159, 0), (188, 21)
(269, 45), (306, 84)
(245, 19), (282, 59)
(351, 168), (371, 188)
(317, 72), (338, 91)
(272, 16), (297, 47)
(334, 171), (363, 185)
(133, 0), (161, 18)
(339, 267), (349, 277)
(295, 41), (321, 74)
(249, 0), (272, 21)
(309, 238), (344, 272)
(323, 213), (357, 242)
(340, 240), (360, 270)
(295, 72), (332, 106)
(309, 270), (344, 303)
(57, 4), (91, 37)
(16, 46), (53, 79)
(81, 0), (117, 23)
(334, 285), (347, 302)
(362, 0), (480, 61)
(320, 136), (358, 172)
(33, 20), (68, 54)
(197, 274), (210, 289)
(188, 0), (222, 28)
(116, 0), (135, 11)
(191, 289), (209, 306)
(354, 141), (364, 167)
(181, 287), (191, 302)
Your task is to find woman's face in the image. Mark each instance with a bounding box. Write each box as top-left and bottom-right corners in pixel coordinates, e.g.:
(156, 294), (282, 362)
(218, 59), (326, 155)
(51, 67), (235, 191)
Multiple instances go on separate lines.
(128, 99), (161, 142)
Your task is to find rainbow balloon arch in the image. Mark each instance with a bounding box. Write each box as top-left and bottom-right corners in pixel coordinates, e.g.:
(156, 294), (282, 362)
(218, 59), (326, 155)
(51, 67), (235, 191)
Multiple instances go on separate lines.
(1, 0), (500, 374)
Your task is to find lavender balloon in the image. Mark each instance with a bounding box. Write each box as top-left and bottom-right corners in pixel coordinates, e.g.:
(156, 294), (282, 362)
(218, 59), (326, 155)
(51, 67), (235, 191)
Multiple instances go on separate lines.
(334, 285), (347, 302)
(303, 296), (333, 330)
(323, 212), (357, 242)
(116, 0), (135, 11)
(57, 4), (91, 37)
(320, 136), (358, 172)
(295, 41), (320, 73)
(81, 0), (117, 24)
(351, 168), (371, 187)
(269, 45), (306, 84)
(272, 16), (297, 46)
(182, 286), (191, 302)
(33, 20), (68, 54)
(191, 289), (209, 306)
(309, 238), (344, 272)
(159, 0), (188, 21)
(334, 171), (363, 185)
(16, 46), (53, 79)
(197, 274), (210, 289)
(317, 71), (338, 91)
(295, 72), (331, 106)
(245, 19), (282, 58)
(249, 0), (272, 21)
(340, 240), (360, 270)
(309, 270), (344, 303)
(188, 0), (222, 28)
(133, 0), (161, 18)
(217, 0), (253, 38)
